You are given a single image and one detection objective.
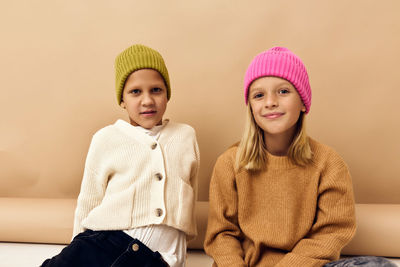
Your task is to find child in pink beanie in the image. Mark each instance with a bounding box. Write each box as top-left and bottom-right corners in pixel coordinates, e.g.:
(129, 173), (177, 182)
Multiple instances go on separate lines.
(204, 47), (396, 267)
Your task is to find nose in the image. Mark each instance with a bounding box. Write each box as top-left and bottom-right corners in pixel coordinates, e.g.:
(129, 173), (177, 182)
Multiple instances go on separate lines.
(141, 92), (155, 106)
(264, 92), (278, 109)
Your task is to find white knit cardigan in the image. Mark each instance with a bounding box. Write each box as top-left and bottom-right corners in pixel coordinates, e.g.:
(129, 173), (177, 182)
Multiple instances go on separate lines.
(73, 119), (200, 240)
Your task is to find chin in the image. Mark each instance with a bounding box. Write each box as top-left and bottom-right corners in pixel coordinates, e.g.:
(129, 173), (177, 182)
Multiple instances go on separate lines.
(143, 122), (158, 129)
(264, 128), (288, 136)
(141, 124), (154, 129)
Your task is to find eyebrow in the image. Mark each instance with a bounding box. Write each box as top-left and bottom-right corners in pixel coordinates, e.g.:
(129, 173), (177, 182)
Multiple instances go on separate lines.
(126, 82), (165, 88)
(250, 82), (292, 91)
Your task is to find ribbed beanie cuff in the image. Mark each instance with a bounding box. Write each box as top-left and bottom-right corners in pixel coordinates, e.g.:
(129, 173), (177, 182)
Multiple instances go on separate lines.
(244, 47), (311, 113)
(115, 44), (171, 104)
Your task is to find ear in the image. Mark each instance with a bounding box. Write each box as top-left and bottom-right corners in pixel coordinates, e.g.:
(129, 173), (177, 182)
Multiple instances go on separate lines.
(120, 101), (126, 109)
(301, 104), (306, 113)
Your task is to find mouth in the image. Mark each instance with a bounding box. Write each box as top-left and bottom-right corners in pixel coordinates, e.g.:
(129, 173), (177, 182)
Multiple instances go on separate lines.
(140, 110), (157, 116)
(263, 112), (284, 119)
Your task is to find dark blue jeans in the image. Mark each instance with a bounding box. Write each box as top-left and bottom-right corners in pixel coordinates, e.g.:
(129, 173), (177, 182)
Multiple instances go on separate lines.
(41, 230), (169, 267)
(325, 256), (397, 267)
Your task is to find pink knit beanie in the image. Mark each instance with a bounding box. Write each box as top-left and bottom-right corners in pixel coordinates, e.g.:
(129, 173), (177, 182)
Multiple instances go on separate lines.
(244, 47), (311, 113)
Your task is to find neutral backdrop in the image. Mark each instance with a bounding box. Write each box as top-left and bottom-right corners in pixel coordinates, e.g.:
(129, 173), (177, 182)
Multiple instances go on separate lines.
(1, 0), (399, 203)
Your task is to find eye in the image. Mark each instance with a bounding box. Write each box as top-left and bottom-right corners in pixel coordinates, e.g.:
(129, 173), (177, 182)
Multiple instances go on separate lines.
(129, 89), (141, 94)
(152, 87), (163, 93)
(278, 88), (290, 94)
(252, 92), (264, 99)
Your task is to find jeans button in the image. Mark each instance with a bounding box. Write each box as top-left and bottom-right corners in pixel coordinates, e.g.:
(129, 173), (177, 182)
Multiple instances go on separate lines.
(132, 243), (139, 252)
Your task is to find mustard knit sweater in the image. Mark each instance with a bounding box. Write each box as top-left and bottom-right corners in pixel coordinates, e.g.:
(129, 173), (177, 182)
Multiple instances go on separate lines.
(204, 138), (356, 267)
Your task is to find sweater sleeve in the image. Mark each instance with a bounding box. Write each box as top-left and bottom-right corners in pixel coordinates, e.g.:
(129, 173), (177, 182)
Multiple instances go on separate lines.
(204, 152), (247, 267)
(72, 134), (108, 238)
(191, 134), (200, 208)
(188, 133), (200, 240)
(275, 154), (357, 267)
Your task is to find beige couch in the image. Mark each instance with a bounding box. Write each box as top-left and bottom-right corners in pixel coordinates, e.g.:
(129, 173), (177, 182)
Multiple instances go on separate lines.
(1, 1), (400, 265)
(1, 197), (400, 259)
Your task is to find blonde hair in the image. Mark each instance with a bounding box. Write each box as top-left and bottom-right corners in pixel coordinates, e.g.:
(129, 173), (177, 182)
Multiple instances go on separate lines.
(236, 105), (312, 172)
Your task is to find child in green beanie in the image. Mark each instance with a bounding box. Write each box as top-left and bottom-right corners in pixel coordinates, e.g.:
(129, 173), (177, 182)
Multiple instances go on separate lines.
(41, 44), (200, 267)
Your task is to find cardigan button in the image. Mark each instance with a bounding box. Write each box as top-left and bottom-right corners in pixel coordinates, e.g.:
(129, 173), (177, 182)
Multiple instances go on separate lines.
(155, 173), (163, 181)
(155, 208), (163, 217)
(151, 143), (157, 150)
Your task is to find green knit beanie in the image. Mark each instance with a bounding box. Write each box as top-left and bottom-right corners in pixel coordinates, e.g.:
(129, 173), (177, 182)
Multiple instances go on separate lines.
(115, 44), (171, 104)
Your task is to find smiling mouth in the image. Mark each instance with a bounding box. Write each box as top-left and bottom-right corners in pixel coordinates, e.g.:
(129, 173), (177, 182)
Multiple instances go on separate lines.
(264, 112), (284, 119)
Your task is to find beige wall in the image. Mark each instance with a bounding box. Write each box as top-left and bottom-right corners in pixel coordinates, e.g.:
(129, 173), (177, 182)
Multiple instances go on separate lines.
(0, 0), (399, 203)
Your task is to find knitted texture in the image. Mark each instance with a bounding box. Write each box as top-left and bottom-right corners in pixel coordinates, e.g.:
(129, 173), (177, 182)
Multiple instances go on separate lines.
(204, 138), (356, 267)
(73, 120), (199, 240)
(244, 47), (312, 113)
(115, 44), (171, 104)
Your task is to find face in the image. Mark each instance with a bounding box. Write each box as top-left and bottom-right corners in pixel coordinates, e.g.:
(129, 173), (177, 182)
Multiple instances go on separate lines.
(248, 76), (305, 138)
(120, 69), (168, 129)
